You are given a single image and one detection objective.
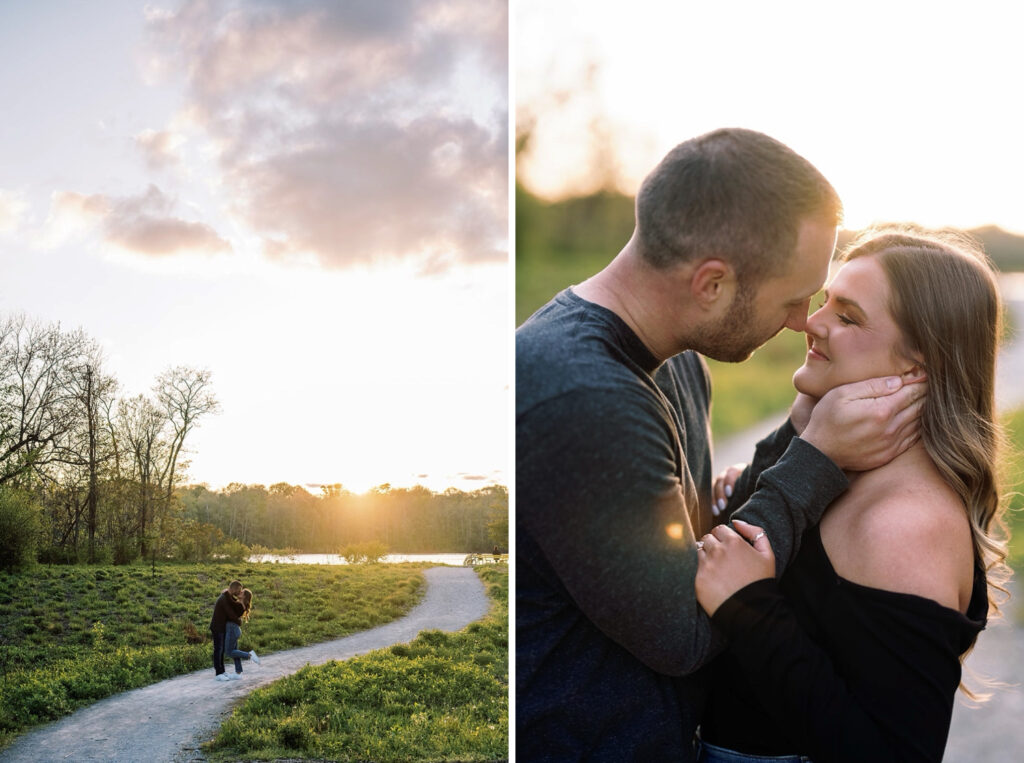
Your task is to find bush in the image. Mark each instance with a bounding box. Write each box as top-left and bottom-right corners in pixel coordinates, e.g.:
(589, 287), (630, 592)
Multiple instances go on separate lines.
(339, 540), (388, 564)
(213, 538), (251, 563)
(111, 537), (138, 565)
(37, 545), (81, 565)
(0, 489), (41, 571)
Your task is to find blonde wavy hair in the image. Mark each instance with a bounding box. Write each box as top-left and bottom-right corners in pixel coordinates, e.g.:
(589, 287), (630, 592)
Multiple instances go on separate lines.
(841, 227), (1012, 696)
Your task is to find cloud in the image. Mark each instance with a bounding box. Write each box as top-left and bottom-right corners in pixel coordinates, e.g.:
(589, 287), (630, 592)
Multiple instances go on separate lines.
(49, 185), (231, 256)
(0, 190), (28, 234)
(147, 0), (507, 270)
(135, 129), (185, 170)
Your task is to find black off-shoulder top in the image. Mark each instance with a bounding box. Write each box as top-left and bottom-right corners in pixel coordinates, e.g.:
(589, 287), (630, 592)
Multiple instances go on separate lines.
(701, 524), (987, 763)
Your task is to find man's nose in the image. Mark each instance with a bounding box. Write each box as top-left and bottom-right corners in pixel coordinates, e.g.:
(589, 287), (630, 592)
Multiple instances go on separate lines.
(784, 300), (810, 332)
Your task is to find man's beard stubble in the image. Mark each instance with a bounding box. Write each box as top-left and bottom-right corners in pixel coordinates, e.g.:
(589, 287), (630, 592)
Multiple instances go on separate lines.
(690, 290), (777, 363)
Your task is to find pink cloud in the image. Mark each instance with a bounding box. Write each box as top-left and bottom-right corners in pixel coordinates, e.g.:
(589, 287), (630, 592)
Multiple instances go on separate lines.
(147, 0), (507, 270)
(51, 185), (231, 257)
(135, 129), (184, 170)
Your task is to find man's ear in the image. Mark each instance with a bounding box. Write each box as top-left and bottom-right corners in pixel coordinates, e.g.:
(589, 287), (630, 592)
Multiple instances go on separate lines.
(690, 259), (735, 309)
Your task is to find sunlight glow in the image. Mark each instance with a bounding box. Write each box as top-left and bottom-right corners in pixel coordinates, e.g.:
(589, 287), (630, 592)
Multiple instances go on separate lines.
(517, 0), (1024, 235)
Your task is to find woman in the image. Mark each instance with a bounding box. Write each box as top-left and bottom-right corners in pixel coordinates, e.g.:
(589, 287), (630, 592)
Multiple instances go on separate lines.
(224, 587), (260, 679)
(694, 228), (1010, 762)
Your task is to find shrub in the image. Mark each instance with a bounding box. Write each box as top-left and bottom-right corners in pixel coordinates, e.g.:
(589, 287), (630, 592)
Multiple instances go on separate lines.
(111, 537), (138, 565)
(339, 540), (388, 564)
(213, 538), (251, 563)
(0, 489), (41, 571)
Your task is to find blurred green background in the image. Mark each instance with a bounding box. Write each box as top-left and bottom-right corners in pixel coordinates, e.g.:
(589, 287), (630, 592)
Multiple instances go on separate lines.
(516, 183), (1024, 570)
(516, 182), (1024, 440)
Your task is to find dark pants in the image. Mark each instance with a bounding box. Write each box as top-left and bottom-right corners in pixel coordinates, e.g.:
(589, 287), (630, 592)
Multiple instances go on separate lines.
(211, 628), (226, 675)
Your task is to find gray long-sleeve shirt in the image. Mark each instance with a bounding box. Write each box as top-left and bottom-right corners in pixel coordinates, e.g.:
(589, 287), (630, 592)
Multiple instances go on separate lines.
(516, 288), (849, 761)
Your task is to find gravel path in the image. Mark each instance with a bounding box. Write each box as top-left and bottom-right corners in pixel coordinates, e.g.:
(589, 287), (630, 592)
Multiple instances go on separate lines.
(0, 566), (490, 763)
(713, 288), (1024, 762)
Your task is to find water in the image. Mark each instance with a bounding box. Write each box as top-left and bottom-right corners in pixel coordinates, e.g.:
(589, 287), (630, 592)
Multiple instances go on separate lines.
(249, 552), (472, 566)
(1000, 272), (1024, 301)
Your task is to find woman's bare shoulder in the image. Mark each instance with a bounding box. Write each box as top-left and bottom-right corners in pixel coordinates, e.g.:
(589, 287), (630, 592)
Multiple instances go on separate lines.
(825, 477), (973, 612)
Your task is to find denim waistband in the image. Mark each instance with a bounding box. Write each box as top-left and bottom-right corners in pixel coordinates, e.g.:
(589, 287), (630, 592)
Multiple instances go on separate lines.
(696, 739), (812, 763)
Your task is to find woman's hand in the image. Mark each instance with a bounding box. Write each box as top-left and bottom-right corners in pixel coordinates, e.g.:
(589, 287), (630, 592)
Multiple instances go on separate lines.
(712, 463), (746, 516)
(695, 519), (775, 617)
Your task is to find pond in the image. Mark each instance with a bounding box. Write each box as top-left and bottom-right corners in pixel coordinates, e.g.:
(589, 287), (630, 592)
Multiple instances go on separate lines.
(249, 552), (473, 566)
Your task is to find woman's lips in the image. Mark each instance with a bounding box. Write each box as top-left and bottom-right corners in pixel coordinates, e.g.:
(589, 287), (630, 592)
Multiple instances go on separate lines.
(807, 345), (829, 361)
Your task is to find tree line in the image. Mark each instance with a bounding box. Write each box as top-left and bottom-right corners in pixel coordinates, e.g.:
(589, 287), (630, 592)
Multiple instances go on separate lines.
(176, 482), (508, 558)
(0, 313), (218, 568)
(0, 313), (508, 570)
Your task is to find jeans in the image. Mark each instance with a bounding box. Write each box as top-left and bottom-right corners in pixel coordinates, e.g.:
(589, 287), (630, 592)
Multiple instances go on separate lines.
(211, 628), (226, 675)
(225, 621), (250, 673)
(697, 740), (812, 762)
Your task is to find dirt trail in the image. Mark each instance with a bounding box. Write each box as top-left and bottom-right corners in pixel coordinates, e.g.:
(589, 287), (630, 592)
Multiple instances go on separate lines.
(0, 566), (490, 763)
(713, 291), (1024, 761)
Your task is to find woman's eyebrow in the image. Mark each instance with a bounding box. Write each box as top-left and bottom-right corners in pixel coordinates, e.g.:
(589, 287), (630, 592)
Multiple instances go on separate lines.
(834, 293), (866, 315)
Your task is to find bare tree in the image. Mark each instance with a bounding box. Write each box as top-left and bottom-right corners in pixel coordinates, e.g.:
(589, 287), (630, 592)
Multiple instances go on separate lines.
(0, 314), (92, 487)
(65, 354), (117, 561)
(116, 393), (168, 556)
(154, 367), (219, 500)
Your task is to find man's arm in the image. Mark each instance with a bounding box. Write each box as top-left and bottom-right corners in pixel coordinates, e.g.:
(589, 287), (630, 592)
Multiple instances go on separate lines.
(518, 386), (718, 676)
(722, 419), (798, 512)
(227, 595), (244, 624)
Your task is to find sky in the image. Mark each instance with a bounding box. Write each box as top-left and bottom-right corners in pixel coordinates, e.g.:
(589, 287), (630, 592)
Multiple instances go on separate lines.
(516, 0), (1024, 235)
(0, 0), (508, 494)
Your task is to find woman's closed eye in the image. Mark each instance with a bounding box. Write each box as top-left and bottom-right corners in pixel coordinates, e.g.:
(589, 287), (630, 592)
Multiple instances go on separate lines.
(816, 298), (858, 327)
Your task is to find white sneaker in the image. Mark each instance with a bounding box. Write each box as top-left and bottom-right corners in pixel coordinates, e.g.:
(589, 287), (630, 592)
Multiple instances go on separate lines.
(216, 673), (231, 682)
(230, 672), (242, 680)
(249, 650), (260, 665)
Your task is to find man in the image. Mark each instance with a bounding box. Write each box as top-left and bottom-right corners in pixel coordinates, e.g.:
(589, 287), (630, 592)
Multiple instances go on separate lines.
(516, 128), (925, 760)
(210, 579), (245, 682)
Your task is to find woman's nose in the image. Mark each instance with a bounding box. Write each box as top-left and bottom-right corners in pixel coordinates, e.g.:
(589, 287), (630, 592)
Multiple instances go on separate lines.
(804, 307), (827, 337)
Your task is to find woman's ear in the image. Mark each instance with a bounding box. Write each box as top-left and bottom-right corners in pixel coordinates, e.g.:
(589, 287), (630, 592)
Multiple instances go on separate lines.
(690, 259), (735, 309)
(902, 359), (927, 384)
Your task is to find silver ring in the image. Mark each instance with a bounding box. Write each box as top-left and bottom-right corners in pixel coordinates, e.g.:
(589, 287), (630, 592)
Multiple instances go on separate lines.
(695, 541), (705, 551)
(752, 531), (765, 543)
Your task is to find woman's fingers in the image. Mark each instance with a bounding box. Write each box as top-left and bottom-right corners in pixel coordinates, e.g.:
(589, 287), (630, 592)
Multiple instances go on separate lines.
(711, 463), (746, 516)
(732, 519), (771, 552)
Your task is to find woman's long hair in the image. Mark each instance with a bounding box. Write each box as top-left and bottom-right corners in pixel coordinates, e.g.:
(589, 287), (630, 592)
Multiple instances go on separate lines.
(841, 227), (1012, 696)
(241, 588), (254, 623)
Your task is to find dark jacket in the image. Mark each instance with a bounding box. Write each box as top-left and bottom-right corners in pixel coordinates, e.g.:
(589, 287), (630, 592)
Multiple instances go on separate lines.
(209, 589), (245, 633)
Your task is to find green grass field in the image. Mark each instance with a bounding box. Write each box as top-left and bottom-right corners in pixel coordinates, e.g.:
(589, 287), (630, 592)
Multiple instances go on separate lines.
(0, 563), (425, 747)
(1001, 407), (1024, 570)
(205, 565), (508, 762)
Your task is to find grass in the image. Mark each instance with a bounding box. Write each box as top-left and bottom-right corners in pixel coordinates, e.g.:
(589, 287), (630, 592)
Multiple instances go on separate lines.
(205, 565), (508, 762)
(0, 562), (425, 748)
(1001, 407), (1024, 571)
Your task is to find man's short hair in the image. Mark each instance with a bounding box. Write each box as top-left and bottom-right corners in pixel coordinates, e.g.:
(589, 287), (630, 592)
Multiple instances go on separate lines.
(634, 128), (842, 284)
(228, 580), (243, 591)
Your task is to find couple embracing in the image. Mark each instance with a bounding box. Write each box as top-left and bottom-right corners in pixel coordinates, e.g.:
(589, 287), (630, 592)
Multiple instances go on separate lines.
(211, 579), (260, 681)
(517, 128), (1009, 761)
